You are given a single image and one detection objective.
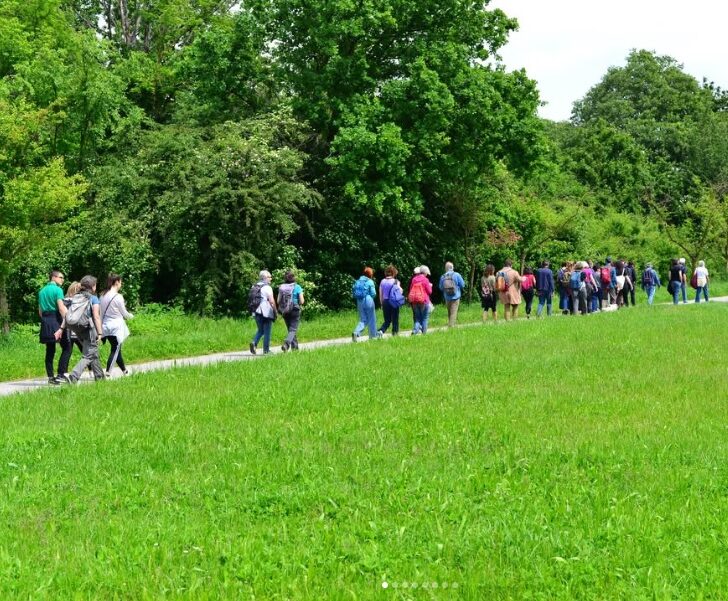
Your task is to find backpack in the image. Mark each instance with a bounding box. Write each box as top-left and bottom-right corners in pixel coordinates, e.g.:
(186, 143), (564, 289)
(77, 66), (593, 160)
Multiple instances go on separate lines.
(408, 280), (426, 304)
(569, 271), (583, 291)
(352, 277), (370, 300)
(480, 276), (492, 298)
(600, 267), (612, 286)
(387, 281), (405, 308)
(560, 269), (571, 287)
(495, 271), (509, 292)
(641, 269), (654, 287)
(521, 275), (534, 291)
(442, 273), (457, 296)
(277, 283), (296, 316)
(65, 293), (92, 331)
(247, 283), (264, 313)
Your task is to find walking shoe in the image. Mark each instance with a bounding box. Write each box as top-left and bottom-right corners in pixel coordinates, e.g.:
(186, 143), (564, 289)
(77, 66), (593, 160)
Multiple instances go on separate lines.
(352, 333), (358, 342)
(49, 377), (60, 386)
(122, 369), (130, 376)
(104, 370), (112, 379)
(249, 342), (256, 355)
(60, 373), (75, 385)
(281, 341), (289, 352)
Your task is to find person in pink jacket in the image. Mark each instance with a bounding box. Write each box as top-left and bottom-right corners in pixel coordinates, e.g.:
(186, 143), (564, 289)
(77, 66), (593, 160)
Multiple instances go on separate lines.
(408, 265), (433, 334)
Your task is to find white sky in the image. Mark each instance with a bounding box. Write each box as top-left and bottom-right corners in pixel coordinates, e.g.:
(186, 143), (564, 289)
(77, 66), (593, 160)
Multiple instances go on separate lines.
(489, 0), (728, 121)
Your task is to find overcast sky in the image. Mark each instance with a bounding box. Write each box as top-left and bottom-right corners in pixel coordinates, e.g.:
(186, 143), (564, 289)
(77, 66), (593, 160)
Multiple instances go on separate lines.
(489, 0), (728, 121)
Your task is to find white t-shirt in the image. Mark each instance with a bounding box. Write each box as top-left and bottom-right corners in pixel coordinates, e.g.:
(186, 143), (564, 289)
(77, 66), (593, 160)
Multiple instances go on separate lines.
(256, 283), (275, 318)
(694, 267), (709, 287)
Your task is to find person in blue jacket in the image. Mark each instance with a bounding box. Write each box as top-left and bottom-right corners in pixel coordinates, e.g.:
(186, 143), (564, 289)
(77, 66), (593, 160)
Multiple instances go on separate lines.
(438, 261), (466, 327)
(535, 260), (555, 317)
(352, 267), (379, 340)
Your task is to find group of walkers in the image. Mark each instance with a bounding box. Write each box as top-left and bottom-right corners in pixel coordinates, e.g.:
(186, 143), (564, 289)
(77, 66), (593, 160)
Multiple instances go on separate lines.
(346, 255), (714, 338)
(37, 256), (713, 384)
(38, 271), (133, 385)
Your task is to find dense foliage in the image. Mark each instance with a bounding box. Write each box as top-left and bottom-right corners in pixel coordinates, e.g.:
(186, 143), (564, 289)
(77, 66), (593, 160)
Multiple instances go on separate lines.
(1, 2), (726, 326)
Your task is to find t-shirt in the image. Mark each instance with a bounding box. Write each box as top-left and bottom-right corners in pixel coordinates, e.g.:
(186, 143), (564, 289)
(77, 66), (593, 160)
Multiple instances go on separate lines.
(670, 265), (683, 282)
(379, 277), (398, 300)
(38, 282), (64, 313)
(256, 284), (275, 318)
(694, 267), (709, 287)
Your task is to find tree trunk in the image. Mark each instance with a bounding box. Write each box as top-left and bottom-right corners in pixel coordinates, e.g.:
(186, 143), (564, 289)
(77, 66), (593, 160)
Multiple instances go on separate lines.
(0, 277), (9, 336)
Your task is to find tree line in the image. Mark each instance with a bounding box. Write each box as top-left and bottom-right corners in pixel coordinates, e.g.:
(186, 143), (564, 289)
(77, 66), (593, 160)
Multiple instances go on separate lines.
(1, 0), (727, 331)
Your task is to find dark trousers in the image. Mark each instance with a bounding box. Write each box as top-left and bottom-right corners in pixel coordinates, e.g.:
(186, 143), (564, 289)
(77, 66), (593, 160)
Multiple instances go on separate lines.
(380, 303), (400, 334)
(106, 336), (126, 371)
(283, 307), (301, 349)
(45, 336), (72, 378)
(522, 289), (535, 315)
(58, 334), (82, 376)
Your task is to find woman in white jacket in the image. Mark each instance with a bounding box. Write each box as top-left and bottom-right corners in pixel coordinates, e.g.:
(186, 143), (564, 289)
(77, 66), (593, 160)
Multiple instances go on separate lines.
(100, 274), (134, 376)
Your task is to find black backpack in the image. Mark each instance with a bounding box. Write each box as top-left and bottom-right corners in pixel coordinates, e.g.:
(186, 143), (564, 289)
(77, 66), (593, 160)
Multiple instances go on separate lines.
(247, 283), (263, 314)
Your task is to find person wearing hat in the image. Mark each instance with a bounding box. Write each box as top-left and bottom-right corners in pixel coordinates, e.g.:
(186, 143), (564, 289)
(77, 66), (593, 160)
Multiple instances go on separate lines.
(641, 263), (661, 305)
(678, 258), (688, 304)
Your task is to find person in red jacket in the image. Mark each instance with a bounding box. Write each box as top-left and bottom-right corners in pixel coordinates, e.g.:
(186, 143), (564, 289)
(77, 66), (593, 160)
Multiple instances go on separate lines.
(408, 265), (433, 334)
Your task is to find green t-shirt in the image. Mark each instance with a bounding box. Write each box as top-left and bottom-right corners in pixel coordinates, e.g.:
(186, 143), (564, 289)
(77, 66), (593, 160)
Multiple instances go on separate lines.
(38, 282), (63, 313)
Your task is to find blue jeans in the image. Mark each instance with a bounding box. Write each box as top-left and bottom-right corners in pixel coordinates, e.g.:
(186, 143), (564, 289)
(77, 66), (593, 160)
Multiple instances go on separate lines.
(558, 289), (568, 312)
(354, 296), (377, 338)
(695, 285), (709, 303)
(680, 282), (687, 303)
(590, 289), (600, 313)
(671, 282), (681, 304)
(380, 302), (399, 334)
(645, 286), (656, 305)
(536, 292), (552, 316)
(412, 303), (429, 334)
(252, 314), (273, 352)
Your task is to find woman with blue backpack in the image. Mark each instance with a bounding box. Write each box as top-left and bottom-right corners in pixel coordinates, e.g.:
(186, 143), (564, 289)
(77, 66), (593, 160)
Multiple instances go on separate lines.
(352, 267), (379, 341)
(378, 265), (403, 336)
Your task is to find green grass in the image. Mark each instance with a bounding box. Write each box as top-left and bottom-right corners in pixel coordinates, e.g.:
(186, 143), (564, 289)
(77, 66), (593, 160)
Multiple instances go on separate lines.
(1, 303), (727, 598)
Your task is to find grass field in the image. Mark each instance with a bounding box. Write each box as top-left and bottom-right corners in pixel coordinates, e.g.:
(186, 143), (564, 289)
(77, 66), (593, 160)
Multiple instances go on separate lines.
(2, 280), (726, 382)
(1, 302), (727, 598)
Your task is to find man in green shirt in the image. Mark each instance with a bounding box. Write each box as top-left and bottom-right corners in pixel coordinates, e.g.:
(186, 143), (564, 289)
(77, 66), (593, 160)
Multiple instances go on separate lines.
(38, 270), (69, 385)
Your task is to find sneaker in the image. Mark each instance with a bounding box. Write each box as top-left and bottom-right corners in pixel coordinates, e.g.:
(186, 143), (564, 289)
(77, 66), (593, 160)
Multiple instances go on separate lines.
(122, 369), (130, 376)
(249, 343), (256, 355)
(48, 377), (60, 386)
(352, 333), (358, 342)
(104, 370), (112, 379)
(60, 373), (75, 385)
(281, 342), (289, 352)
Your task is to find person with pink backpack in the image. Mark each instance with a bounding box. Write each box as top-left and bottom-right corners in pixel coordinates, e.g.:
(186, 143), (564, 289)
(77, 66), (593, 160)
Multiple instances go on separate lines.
(520, 266), (536, 318)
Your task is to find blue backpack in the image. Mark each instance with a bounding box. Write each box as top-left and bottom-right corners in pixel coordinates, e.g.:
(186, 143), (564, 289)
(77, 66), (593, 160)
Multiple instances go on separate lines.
(352, 278), (370, 300)
(570, 271), (583, 291)
(387, 281), (405, 308)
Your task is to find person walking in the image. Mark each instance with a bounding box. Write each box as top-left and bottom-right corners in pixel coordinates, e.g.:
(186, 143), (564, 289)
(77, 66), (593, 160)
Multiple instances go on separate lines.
(249, 270), (277, 354)
(615, 260), (633, 308)
(668, 258), (684, 305)
(438, 261), (466, 327)
(278, 271), (304, 351)
(57, 281), (84, 381)
(480, 264), (498, 322)
(520, 266), (536, 318)
(679, 258), (688, 304)
(626, 261), (637, 306)
(535, 261), (554, 317)
(409, 266), (433, 334)
(693, 260), (710, 303)
(570, 262), (588, 315)
(100, 274), (134, 376)
(583, 261), (599, 313)
(600, 258), (617, 307)
(591, 261), (602, 312)
(38, 269), (69, 385)
(557, 262), (572, 315)
(352, 267), (378, 340)
(641, 263), (661, 305)
(497, 260), (521, 321)
(378, 265), (402, 336)
(60, 275), (106, 383)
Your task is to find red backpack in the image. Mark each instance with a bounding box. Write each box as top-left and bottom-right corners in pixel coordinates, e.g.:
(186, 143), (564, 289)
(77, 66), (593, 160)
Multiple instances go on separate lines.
(521, 274), (534, 291)
(600, 267), (612, 286)
(408, 280), (426, 304)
